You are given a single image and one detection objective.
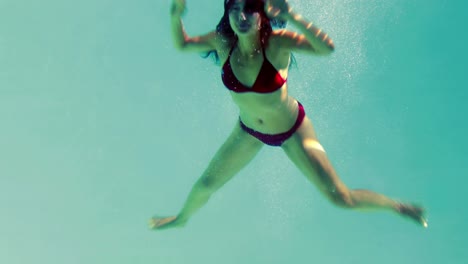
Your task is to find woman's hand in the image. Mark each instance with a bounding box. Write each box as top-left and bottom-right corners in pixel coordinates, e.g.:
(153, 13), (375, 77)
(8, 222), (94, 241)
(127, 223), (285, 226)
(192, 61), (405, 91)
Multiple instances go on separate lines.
(171, 0), (186, 16)
(265, 0), (293, 21)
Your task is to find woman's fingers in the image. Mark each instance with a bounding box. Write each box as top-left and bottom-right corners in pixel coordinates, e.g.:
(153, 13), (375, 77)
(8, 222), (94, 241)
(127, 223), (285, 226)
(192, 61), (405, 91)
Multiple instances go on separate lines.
(265, 0), (291, 19)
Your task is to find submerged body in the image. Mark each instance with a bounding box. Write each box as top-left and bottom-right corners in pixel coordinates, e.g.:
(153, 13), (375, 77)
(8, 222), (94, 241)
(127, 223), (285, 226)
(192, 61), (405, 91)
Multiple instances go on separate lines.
(222, 36), (302, 145)
(150, 0), (427, 230)
(222, 31), (299, 137)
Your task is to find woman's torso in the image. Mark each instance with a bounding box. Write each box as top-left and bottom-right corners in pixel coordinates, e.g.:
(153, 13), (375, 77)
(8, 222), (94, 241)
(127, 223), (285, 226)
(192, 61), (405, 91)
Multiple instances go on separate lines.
(216, 33), (300, 134)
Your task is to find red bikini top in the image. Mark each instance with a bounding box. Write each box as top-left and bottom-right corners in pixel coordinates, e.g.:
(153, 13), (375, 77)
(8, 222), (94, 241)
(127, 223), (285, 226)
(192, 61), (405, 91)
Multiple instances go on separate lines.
(221, 45), (286, 93)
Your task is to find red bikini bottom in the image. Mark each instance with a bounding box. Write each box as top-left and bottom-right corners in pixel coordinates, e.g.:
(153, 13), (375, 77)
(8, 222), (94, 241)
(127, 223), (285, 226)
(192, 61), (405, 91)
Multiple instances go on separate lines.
(239, 102), (305, 147)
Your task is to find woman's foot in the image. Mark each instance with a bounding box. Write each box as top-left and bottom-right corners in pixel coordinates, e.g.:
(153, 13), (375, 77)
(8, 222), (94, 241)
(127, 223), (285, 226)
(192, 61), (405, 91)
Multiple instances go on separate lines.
(149, 216), (186, 230)
(396, 203), (428, 228)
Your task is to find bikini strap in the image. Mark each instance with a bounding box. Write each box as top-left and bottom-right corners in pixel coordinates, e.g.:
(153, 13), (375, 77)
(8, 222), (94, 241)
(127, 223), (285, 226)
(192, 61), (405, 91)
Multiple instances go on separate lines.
(228, 45), (235, 57)
(262, 46), (269, 61)
(228, 38), (238, 58)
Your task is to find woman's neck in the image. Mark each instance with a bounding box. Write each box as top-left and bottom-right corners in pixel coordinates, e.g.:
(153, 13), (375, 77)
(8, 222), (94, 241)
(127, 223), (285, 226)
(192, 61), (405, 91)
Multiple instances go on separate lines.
(236, 34), (262, 57)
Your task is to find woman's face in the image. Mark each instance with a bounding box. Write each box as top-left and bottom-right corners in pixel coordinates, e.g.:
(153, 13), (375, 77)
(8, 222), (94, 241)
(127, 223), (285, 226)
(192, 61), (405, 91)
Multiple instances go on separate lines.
(228, 0), (261, 36)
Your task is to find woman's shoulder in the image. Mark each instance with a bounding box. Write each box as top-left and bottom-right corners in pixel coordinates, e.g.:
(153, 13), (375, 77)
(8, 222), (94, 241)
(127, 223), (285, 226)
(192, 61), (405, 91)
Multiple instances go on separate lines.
(211, 32), (236, 61)
(212, 32), (234, 50)
(267, 30), (295, 55)
(265, 31), (294, 69)
(269, 29), (295, 47)
(199, 31), (234, 65)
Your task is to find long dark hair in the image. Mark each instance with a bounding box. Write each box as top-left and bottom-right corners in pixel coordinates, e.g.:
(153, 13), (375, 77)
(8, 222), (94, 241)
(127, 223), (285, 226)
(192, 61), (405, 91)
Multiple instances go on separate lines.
(203, 0), (287, 64)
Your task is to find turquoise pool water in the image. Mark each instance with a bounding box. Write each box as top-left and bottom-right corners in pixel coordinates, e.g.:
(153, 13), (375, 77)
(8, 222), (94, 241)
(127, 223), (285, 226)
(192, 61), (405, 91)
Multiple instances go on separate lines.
(1, 0), (467, 263)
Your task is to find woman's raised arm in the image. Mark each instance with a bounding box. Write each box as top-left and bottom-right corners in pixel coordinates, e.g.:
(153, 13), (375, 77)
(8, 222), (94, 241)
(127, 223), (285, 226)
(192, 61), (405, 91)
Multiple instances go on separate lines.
(266, 0), (334, 55)
(171, 0), (217, 52)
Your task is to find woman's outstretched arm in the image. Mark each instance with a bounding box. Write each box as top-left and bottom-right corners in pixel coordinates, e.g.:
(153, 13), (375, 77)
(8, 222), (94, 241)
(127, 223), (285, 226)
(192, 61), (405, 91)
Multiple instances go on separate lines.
(170, 0), (217, 52)
(266, 0), (334, 55)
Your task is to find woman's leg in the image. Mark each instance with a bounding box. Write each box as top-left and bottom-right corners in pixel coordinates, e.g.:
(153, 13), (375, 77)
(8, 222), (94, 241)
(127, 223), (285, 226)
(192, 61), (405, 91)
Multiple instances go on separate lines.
(150, 121), (264, 230)
(281, 116), (427, 227)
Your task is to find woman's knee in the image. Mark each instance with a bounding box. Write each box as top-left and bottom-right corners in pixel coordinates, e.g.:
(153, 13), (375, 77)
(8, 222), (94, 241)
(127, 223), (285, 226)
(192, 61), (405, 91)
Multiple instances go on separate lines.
(196, 173), (226, 192)
(327, 188), (355, 208)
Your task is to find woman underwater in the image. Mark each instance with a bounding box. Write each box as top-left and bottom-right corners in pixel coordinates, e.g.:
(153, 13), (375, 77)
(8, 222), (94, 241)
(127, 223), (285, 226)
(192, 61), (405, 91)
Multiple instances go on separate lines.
(150, 0), (427, 230)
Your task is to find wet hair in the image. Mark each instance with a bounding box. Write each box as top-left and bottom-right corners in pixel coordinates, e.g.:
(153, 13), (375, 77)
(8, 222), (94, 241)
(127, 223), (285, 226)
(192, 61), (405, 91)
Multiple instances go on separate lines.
(218, 0), (272, 46)
(203, 0), (289, 64)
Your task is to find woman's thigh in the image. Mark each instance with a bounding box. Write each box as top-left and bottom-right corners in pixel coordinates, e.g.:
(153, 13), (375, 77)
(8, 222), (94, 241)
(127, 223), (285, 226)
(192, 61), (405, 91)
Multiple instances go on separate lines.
(281, 116), (348, 197)
(199, 121), (264, 188)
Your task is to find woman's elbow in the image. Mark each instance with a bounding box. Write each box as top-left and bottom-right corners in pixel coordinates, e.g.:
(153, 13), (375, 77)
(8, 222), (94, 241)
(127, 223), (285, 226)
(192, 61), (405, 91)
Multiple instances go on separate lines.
(173, 41), (187, 51)
(325, 39), (335, 53)
(317, 42), (335, 55)
(327, 41), (335, 53)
